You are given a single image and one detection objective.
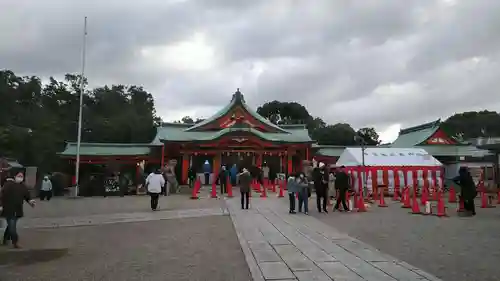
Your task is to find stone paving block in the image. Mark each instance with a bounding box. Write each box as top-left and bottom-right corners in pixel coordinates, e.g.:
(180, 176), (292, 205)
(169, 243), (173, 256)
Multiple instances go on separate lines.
(252, 249), (282, 262)
(294, 268), (332, 281)
(274, 244), (301, 256)
(248, 241), (273, 251)
(337, 240), (388, 262)
(347, 261), (396, 281)
(371, 261), (427, 281)
(300, 247), (337, 263)
(284, 257), (316, 272)
(259, 261), (296, 280)
(317, 261), (365, 281)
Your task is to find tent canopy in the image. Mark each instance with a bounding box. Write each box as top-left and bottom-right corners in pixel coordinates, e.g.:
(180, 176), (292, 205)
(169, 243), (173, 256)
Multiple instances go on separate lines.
(335, 147), (442, 167)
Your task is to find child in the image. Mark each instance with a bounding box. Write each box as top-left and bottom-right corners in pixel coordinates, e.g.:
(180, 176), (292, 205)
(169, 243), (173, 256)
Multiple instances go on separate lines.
(287, 174), (299, 214)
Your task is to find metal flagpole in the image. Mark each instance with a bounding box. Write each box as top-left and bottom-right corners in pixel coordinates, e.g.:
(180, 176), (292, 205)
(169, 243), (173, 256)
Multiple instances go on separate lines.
(74, 16), (88, 197)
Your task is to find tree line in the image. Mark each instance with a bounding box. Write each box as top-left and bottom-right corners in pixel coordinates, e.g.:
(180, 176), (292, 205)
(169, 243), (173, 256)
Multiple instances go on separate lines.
(2, 69), (500, 173)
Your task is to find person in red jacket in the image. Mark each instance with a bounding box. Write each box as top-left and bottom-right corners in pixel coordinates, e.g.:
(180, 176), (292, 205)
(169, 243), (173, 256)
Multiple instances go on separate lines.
(1, 171), (36, 248)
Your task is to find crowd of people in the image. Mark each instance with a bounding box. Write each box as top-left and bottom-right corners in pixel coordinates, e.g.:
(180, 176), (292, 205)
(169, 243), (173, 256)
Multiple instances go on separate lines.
(285, 162), (352, 215)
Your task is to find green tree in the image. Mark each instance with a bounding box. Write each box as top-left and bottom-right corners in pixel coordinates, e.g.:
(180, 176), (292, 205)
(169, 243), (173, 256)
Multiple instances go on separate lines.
(313, 123), (357, 145)
(442, 111), (500, 140)
(356, 127), (380, 145)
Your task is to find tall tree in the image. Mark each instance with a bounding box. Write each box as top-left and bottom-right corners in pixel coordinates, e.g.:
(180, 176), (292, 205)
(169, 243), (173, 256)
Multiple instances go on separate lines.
(356, 127), (380, 145)
(442, 111), (500, 140)
(0, 70), (160, 173)
(313, 123), (357, 145)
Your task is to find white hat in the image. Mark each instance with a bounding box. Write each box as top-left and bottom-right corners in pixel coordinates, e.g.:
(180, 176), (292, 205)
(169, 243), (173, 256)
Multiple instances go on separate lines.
(319, 162), (325, 168)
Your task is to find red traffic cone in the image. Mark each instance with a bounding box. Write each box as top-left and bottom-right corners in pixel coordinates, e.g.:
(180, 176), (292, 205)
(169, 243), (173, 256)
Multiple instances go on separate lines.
(357, 194), (367, 212)
(393, 186), (400, 201)
(401, 187), (411, 208)
(261, 184), (267, 198)
(378, 188), (388, 207)
(435, 190), (447, 217)
(410, 187), (421, 214)
(481, 190), (496, 208)
(191, 179), (200, 199)
(227, 178), (233, 198)
(457, 197), (465, 212)
(272, 179), (277, 193)
(448, 187), (457, 203)
(278, 180), (285, 198)
(211, 180), (217, 198)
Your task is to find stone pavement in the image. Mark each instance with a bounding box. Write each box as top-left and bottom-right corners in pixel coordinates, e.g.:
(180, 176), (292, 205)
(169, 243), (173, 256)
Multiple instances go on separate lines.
(227, 197), (442, 281)
(17, 207), (228, 229)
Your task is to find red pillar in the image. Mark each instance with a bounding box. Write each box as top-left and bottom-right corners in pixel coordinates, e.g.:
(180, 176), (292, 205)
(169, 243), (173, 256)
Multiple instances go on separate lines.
(160, 143), (165, 167)
(305, 146), (310, 161)
(182, 154), (189, 185)
(287, 153), (293, 175)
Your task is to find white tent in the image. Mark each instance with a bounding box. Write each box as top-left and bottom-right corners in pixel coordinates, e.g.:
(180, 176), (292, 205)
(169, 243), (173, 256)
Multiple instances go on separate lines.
(335, 147), (442, 167)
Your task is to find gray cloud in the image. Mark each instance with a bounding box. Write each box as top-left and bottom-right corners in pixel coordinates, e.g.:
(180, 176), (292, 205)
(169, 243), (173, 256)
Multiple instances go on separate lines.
(2, 0), (500, 140)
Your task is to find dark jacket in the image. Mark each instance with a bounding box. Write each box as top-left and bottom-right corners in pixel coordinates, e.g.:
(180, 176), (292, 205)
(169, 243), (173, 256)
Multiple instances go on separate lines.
(335, 171), (350, 191)
(453, 168), (477, 200)
(238, 171), (252, 193)
(1, 180), (32, 218)
(218, 169), (229, 182)
(313, 168), (328, 192)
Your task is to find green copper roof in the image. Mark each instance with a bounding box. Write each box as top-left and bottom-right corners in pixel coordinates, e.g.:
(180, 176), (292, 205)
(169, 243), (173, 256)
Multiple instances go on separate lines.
(185, 89), (288, 133)
(315, 146), (346, 157)
(417, 145), (492, 157)
(391, 119), (441, 147)
(59, 142), (152, 156)
(152, 123), (312, 143)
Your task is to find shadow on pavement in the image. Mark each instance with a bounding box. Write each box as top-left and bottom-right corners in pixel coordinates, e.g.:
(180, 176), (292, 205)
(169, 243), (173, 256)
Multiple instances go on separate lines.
(0, 248), (69, 266)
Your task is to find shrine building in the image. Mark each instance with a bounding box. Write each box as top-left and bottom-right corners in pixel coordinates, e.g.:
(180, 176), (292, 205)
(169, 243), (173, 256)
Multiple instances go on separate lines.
(60, 89), (315, 185)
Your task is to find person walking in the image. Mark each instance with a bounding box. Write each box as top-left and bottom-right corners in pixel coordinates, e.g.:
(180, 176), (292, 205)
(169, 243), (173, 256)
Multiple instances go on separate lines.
(188, 166), (197, 188)
(218, 165), (229, 194)
(297, 173), (310, 215)
(1, 171), (36, 248)
(40, 175), (53, 201)
(453, 166), (477, 216)
(238, 168), (252, 209)
(334, 166), (350, 212)
(313, 162), (329, 213)
(164, 164), (178, 195)
(287, 174), (299, 214)
(145, 169), (165, 211)
(328, 170), (336, 203)
(203, 160), (212, 185)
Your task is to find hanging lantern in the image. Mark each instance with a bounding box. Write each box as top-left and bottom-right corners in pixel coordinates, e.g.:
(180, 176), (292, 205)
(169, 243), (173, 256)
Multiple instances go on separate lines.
(194, 152), (198, 156)
(247, 152), (250, 156)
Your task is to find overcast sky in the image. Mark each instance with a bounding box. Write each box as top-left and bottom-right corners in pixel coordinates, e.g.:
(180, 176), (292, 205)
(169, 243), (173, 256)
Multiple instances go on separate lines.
(1, 0), (499, 142)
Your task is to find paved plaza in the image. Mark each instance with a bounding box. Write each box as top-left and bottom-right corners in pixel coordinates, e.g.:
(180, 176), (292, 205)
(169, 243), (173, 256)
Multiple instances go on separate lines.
(3, 190), (489, 281)
(313, 197), (500, 281)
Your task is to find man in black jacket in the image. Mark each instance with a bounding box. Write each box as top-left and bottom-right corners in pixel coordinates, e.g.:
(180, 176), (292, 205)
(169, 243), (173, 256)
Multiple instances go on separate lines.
(1, 171), (36, 248)
(313, 162), (329, 213)
(334, 166), (350, 212)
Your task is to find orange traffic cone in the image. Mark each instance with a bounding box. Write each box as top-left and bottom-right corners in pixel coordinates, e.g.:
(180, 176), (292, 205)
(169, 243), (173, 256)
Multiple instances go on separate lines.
(393, 186), (400, 201)
(191, 179), (200, 199)
(378, 188), (388, 207)
(227, 178), (233, 198)
(211, 180), (217, 198)
(278, 180), (285, 198)
(435, 190), (447, 217)
(410, 187), (421, 214)
(457, 197), (465, 212)
(357, 189), (367, 212)
(448, 187), (457, 203)
(481, 190), (496, 208)
(260, 184), (267, 198)
(401, 187), (411, 208)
